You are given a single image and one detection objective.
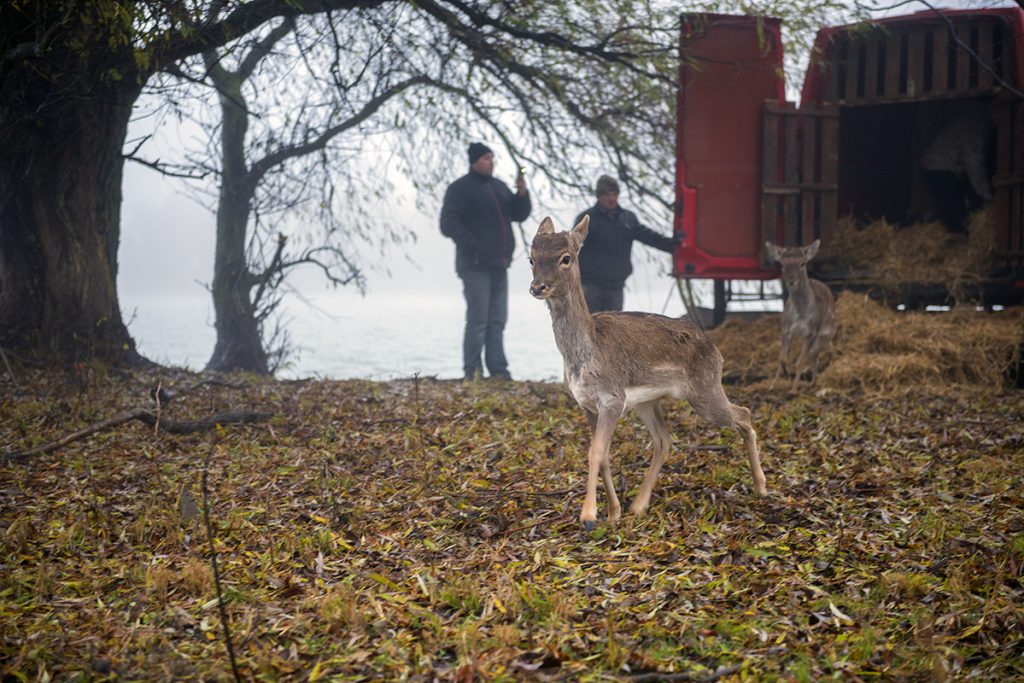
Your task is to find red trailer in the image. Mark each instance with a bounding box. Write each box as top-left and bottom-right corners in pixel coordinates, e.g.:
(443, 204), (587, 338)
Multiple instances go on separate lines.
(674, 8), (1024, 324)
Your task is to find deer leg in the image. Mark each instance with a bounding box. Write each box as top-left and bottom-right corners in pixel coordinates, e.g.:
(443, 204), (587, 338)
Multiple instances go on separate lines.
(807, 332), (833, 386)
(791, 339), (811, 391)
(730, 403), (768, 496)
(689, 389), (767, 497)
(585, 408), (621, 522)
(581, 405), (620, 530)
(807, 342), (820, 386)
(600, 458), (621, 523)
(631, 401), (671, 516)
(770, 333), (791, 390)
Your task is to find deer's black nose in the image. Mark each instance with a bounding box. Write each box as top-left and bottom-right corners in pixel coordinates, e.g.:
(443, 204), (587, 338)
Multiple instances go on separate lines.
(530, 281), (548, 298)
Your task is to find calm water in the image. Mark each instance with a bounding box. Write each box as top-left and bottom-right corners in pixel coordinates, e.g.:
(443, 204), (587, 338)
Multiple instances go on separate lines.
(122, 280), (777, 382)
(122, 291), (568, 381)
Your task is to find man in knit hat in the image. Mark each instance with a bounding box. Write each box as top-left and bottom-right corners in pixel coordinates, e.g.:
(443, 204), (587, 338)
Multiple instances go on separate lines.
(440, 142), (531, 380)
(573, 175), (678, 312)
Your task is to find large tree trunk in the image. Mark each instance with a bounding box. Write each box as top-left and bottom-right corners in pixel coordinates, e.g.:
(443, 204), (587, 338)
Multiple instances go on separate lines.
(205, 197), (269, 374)
(0, 73), (143, 363)
(204, 76), (269, 375)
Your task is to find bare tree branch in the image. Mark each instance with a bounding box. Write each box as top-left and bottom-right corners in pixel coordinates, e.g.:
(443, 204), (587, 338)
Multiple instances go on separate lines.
(236, 18), (295, 82)
(151, 0), (388, 70)
(434, 0), (678, 84)
(247, 75), (429, 184)
(124, 152), (211, 179)
(252, 233), (288, 309)
(278, 247), (364, 288)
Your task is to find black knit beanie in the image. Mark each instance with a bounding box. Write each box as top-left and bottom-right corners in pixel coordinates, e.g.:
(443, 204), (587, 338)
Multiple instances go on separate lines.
(468, 142), (494, 165)
(595, 175), (620, 196)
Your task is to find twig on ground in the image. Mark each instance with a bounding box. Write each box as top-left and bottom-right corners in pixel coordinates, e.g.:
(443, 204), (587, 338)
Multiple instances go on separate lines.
(3, 409), (273, 461)
(627, 663), (742, 682)
(186, 378), (248, 392)
(471, 486), (575, 498)
(823, 511), (845, 572)
(201, 448), (243, 683)
(154, 381), (163, 435)
(498, 512), (563, 536)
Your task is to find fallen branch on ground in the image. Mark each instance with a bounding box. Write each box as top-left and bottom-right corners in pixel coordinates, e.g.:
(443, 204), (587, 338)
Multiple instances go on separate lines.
(2, 408), (273, 461)
(627, 663), (742, 682)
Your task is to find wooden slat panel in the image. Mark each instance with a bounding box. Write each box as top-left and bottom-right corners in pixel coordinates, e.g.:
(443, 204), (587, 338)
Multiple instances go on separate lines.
(801, 111), (818, 239)
(1000, 100), (1024, 262)
(995, 98), (1012, 179)
(761, 105), (781, 253)
(863, 38), (879, 101)
(954, 22), (971, 92)
(933, 26), (949, 94)
(993, 100), (1012, 256)
(1013, 102), (1024, 259)
(976, 19), (994, 90)
(836, 37), (847, 102)
(825, 39), (840, 103)
(847, 39), (863, 102)
(907, 29), (925, 97)
(884, 29), (901, 98)
(820, 107), (840, 241)
(783, 105), (799, 244)
(1011, 188), (1019, 260)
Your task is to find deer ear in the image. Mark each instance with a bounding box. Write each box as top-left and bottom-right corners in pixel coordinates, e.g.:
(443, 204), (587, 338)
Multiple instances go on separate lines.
(805, 239), (821, 260)
(764, 241), (781, 262)
(570, 215), (590, 251)
(536, 217), (555, 235)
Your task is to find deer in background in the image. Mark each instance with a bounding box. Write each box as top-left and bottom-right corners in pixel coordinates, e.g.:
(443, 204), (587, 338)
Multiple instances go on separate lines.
(530, 216), (767, 529)
(764, 240), (836, 391)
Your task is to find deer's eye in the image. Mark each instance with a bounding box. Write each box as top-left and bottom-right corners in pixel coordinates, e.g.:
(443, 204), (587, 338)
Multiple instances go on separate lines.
(560, 255), (571, 266)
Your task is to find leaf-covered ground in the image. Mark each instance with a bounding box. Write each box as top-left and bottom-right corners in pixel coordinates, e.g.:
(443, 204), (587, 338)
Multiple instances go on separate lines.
(2, 362), (1023, 681)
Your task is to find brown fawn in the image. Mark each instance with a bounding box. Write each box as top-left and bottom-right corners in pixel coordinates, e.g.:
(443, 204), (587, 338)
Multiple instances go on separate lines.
(530, 216), (767, 529)
(764, 240), (836, 390)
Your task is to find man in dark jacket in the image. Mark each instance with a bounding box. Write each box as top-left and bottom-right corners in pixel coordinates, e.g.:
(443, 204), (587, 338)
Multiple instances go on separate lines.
(573, 175), (678, 312)
(440, 142), (531, 380)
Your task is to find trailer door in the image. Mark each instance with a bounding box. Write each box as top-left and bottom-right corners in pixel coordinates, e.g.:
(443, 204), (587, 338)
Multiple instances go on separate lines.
(675, 13), (786, 280)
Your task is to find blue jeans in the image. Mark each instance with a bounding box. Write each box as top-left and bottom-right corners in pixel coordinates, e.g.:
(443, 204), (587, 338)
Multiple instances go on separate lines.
(459, 268), (510, 379)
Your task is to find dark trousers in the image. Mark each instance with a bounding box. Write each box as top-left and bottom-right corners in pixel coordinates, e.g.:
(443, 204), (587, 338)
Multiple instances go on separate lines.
(582, 282), (624, 313)
(459, 268), (510, 379)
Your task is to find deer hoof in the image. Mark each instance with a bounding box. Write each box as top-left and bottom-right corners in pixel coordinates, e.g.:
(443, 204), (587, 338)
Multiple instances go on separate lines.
(581, 519), (596, 532)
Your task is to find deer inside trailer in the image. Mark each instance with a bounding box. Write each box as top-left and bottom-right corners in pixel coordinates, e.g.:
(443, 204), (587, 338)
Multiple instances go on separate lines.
(674, 8), (1024, 321)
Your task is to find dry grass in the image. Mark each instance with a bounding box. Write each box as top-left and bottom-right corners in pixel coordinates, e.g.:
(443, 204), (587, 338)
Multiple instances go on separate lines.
(711, 293), (1023, 394)
(710, 314), (779, 383)
(818, 207), (996, 303)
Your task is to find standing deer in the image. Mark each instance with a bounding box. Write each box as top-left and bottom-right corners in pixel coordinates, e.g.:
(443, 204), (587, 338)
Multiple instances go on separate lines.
(764, 240), (836, 390)
(530, 216), (767, 529)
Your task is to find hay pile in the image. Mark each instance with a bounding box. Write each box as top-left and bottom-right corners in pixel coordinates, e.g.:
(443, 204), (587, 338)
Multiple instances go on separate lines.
(710, 314), (780, 383)
(818, 208), (995, 303)
(710, 292), (1023, 393)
